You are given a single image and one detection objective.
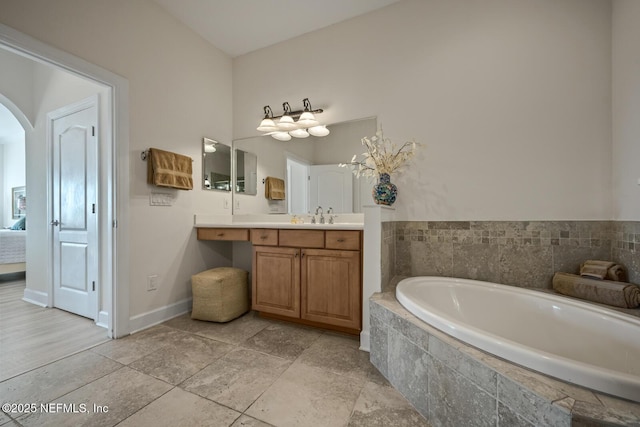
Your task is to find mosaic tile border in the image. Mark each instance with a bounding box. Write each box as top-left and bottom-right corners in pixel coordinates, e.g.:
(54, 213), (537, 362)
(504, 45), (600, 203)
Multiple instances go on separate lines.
(385, 220), (640, 289)
(395, 221), (612, 248)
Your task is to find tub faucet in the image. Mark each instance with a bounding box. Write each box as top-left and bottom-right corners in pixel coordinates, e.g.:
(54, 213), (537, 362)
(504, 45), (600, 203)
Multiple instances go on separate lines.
(315, 206), (324, 224)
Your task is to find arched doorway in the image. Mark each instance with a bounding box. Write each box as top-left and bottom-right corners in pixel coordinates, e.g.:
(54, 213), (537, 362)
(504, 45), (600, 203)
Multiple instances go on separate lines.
(0, 94), (31, 234)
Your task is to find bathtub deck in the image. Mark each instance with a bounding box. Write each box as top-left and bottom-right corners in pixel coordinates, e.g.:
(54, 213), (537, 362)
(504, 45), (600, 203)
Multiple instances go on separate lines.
(370, 292), (640, 427)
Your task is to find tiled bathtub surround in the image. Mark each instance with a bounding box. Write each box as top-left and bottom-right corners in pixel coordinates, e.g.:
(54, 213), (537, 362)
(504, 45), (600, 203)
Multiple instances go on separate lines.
(370, 293), (640, 427)
(387, 220), (640, 291)
(613, 221), (640, 284)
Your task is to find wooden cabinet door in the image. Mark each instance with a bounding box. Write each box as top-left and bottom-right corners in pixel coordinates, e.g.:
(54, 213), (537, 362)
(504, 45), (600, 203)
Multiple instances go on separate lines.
(252, 246), (300, 318)
(301, 249), (361, 330)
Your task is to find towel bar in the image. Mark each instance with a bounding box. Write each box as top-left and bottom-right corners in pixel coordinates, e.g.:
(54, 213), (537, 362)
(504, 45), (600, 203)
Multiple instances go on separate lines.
(141, 150), (193, 162)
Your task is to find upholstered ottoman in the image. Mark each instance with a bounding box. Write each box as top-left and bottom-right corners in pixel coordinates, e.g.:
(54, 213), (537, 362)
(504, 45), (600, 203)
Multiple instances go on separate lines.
(191, 267), (249, 322)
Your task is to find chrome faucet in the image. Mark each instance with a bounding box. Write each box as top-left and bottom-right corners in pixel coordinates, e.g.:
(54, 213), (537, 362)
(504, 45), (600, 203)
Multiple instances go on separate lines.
(315, 206), (325, 224)
(327, 207), (335, 224)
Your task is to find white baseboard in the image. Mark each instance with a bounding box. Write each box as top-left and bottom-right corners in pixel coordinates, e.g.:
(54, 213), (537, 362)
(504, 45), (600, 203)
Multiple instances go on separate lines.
(22, 288), (48, 307)
(128, 298), (192, 334)
(96, 311), (109, 329)
(359, 330), (370, 352)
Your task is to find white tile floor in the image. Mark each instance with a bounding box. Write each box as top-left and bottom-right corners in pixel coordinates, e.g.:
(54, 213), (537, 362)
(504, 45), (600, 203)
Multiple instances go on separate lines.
(1, 311), (430, 426)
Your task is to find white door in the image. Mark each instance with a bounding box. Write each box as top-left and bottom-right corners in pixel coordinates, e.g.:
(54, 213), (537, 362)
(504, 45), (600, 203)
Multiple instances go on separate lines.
(287, 157), (309, 214)
(309, 164), (353, 214)
(51, 99), (98, 320)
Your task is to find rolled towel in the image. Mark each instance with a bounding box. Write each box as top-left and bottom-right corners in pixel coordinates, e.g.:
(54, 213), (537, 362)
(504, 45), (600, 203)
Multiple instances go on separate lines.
(552, 272), (640, 309)
(579, 260), (626, 281)
(606, 264), (627, 282)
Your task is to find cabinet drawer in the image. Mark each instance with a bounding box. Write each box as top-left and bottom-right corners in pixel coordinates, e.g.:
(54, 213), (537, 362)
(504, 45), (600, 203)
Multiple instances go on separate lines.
(325, 230), (361, 250)
(197, 228), (249, 241)
(279, 229), (325, 248)
(251, 229), (278, 246)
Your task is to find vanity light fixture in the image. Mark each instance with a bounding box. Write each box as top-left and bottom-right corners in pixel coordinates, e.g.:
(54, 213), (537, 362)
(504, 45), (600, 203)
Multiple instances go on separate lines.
(272, 132), (292, 141)
(203, 138), (217, 153)
(257, 98), (330, 140)
(289, 128), (310, 138)
(308, 125), (330, 137)
(257, 106), (278, 132)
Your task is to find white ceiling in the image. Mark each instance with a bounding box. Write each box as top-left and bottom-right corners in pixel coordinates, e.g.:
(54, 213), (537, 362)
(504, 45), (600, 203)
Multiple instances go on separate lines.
(153, 0), (401, 57)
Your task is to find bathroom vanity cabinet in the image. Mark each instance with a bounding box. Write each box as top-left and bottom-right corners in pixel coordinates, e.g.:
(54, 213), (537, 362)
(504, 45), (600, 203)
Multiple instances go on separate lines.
(252, 229), (362, 333)
(197, 226), (362, 334)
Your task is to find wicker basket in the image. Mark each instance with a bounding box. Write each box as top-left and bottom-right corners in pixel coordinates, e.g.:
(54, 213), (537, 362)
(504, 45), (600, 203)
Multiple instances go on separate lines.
(191, 267), (249, 322)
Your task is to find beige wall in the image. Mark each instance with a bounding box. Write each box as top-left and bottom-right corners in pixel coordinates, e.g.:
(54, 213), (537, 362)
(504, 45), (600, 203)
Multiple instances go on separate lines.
(0, 49), (34, 123)
(234, 0), (613, 221)
(0, 0), (234, 318)
(612, 0), (640, 220)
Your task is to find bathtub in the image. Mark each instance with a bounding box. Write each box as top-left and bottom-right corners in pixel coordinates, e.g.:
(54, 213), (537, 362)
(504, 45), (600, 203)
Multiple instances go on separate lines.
(396, 276), (640, 402)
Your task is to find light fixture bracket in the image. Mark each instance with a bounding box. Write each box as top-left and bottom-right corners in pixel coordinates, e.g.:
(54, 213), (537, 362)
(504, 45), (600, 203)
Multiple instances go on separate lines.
(263, 98), (323, 121)
(257, 98), (328, 139)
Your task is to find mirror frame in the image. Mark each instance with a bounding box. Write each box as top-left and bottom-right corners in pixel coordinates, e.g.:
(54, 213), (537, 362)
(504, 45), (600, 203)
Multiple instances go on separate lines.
(234, 147), (258, 195)
(202, 137), (232, 192)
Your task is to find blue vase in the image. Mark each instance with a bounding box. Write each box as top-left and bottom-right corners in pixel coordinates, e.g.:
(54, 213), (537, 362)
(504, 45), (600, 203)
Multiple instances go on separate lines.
(372, 173), (397, 206)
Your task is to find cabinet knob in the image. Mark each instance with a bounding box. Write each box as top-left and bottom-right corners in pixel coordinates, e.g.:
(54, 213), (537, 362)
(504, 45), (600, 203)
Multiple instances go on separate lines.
(337, 238), (345, 242)
(217, 233), (224, 237)
(260, 235), (267, 240)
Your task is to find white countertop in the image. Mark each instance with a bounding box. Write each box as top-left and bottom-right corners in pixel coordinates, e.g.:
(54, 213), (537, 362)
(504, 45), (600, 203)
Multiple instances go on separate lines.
(194, 221), (363, 230)
(193, 214), (364, 231)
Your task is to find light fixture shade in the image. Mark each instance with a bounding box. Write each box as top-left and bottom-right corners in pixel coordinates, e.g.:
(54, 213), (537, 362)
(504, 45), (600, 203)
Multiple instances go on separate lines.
(257, 118), (277, 132)
(271, 132), (292, 141)
(278, 115), (296, 130)
(308, 125), (330, 137)
(204, 144), (216, 153)
(290, 128), (310, 138)
(297, 111), (318, 127)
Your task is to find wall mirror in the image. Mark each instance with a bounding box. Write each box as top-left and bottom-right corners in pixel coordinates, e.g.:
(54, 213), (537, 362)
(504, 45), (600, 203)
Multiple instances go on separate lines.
(234, 149), (258, 195)
(202, 138), (231, 191)
(232, 117), (376, 215)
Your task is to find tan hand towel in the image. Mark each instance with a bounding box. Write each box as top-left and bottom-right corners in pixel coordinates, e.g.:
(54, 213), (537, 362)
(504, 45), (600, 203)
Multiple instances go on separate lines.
(552, 272), (640, 308)
(147, 148), (193, 190)
(264, 176), (285, 200)
(580, 261), (613, 279)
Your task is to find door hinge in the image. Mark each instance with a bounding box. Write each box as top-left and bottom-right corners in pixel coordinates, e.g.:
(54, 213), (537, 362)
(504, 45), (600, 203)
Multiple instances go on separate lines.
(308, 176), (310, 181)
(92, 203), (95, 214)
(113, 219), (118, 228)
(92, 281), (95, 291)
(92, 126), (95, 136)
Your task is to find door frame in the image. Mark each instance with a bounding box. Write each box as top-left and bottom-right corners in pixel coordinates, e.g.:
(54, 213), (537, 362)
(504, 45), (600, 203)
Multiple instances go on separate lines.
(0, 23), (130, 338)
(47, 95), (99, 320)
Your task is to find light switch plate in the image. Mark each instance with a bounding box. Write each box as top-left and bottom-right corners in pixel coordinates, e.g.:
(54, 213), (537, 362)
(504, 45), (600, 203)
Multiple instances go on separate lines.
(150, 192), (174, 206)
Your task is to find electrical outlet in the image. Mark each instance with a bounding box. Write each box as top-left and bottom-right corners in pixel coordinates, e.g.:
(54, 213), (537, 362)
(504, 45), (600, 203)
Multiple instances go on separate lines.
(147, 275), (158, 291)
(223, 198), (230, 209)
(235, 199), (240, 210)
